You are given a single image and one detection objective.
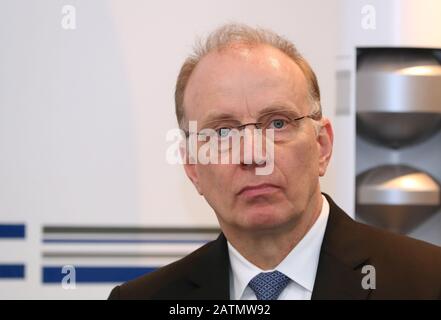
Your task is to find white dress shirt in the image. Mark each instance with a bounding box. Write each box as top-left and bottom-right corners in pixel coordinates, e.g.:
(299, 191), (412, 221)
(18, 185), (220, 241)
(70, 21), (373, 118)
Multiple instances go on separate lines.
(227, 194), (330, 300)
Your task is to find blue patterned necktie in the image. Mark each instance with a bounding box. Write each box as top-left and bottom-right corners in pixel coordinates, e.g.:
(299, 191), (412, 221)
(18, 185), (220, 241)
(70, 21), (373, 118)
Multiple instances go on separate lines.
(248, 271), (290, 300)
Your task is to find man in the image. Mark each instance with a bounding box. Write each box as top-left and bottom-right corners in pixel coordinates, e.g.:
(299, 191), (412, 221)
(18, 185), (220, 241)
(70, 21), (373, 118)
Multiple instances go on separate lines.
(109, 23), (441, 300)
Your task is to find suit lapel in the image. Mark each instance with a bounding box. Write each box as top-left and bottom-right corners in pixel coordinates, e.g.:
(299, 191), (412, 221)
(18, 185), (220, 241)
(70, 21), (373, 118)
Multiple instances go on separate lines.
(184, 233), (231, 299)
(312, 194), (372, 300)
(312, 252), (371, 299)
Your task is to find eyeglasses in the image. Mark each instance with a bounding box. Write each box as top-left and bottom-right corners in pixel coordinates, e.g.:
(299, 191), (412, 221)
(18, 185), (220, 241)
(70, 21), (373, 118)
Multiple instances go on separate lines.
(185, 110), (321, 145)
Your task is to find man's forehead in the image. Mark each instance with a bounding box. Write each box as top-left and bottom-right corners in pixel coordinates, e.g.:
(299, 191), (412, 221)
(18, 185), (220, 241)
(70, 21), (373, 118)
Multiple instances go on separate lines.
(188, 44), (305, 85)
(183, 44), (309, 121)
(197, 44), (300, 74)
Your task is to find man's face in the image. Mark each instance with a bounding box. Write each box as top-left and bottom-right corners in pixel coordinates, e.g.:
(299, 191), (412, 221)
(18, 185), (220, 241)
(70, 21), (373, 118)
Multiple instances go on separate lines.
(182, 45), (333, 233)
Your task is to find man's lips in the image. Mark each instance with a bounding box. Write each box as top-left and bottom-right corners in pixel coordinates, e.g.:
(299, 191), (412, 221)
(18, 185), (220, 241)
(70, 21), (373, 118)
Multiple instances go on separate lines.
(237, 183), (281, 198)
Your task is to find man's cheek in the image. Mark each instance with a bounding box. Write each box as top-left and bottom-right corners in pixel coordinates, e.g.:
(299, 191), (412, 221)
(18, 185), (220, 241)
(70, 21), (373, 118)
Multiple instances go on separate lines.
(201, 166), (227, 191)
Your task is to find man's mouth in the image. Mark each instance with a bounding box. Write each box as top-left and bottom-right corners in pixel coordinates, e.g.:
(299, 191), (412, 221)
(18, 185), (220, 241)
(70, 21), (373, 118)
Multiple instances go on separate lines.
(237, 183), (281, 198)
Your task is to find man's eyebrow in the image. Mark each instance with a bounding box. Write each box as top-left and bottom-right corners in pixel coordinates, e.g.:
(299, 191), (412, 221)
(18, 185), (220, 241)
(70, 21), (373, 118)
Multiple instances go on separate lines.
(256, 105), (301, 117)
(200, 104), (301, 125)
(200, 112), (241, 126)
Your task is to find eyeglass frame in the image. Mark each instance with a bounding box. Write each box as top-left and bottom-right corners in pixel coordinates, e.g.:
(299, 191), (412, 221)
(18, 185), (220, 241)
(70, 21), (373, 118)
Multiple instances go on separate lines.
(183, 109), (322, 139)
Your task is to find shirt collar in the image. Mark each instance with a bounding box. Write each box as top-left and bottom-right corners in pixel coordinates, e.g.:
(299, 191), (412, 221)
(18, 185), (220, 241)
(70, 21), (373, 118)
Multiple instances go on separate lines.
(227, 194), (330, 299)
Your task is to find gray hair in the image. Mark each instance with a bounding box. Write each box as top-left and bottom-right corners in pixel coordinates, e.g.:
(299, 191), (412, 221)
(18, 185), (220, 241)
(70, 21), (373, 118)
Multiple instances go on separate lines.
(175, 23), (322, 128)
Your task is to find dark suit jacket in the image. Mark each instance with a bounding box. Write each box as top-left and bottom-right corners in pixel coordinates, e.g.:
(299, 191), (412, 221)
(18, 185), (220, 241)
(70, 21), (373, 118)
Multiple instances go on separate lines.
(109, 194), (441, 300)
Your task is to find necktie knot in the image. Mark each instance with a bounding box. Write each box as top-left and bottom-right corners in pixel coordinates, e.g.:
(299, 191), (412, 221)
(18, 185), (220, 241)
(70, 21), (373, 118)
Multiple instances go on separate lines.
(248, 270), (290, 300)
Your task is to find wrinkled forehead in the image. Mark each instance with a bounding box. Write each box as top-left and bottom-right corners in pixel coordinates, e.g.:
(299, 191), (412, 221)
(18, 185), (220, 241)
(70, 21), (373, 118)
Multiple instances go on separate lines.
(182, 45), (310, 123)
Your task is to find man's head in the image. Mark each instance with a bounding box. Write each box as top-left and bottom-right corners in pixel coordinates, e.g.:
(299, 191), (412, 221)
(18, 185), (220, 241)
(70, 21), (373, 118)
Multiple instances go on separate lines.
(175, 23), (333, 234)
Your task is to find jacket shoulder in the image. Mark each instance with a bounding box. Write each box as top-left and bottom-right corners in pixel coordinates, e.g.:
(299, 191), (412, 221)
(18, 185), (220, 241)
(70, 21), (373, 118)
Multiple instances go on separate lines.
(322, 194), (441, 299)
(350, 218), (441, 298)
(353, 218), (441, 266)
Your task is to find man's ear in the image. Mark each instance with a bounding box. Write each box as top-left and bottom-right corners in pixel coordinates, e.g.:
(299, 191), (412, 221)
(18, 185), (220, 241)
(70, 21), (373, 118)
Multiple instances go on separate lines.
(180, 143), (204, 195)
(316, 118), (334, 177)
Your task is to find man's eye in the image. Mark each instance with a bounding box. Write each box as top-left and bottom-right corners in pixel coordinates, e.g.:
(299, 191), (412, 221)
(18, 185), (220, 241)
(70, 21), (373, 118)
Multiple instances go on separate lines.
(217, 127), (232, 138)
(269, 119), (286, 129)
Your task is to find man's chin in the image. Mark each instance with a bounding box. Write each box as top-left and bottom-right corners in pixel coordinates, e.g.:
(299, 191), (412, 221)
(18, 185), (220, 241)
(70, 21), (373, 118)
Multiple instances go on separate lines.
(239, 209), (292, 232)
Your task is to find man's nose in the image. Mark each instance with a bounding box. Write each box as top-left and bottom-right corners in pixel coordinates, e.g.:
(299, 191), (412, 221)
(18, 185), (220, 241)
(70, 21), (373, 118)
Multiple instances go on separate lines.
(240, 127), (267, 167)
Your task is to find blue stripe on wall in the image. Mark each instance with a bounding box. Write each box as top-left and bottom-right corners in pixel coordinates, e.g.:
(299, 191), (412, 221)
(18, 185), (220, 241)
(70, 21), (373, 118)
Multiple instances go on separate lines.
(43, 239), (208, 244)
(42, 266), (156, 283)
(0, 224), (25, 239)
(0, 264), (25, 279)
